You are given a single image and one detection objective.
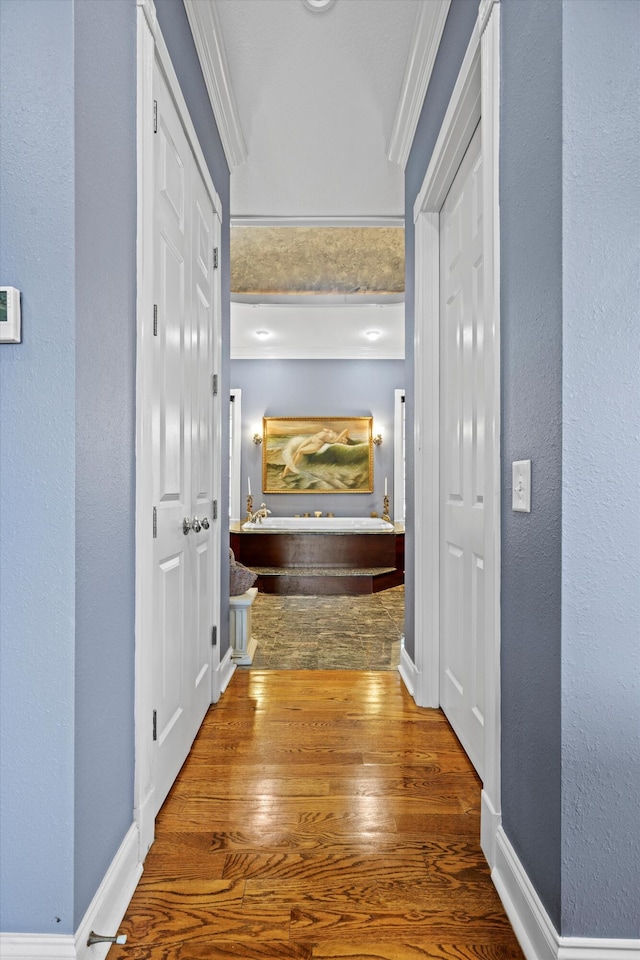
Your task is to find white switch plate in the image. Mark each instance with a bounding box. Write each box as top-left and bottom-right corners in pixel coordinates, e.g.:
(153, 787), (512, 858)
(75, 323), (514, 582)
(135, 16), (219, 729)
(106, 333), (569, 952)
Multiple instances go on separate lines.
(512, 460), (531, 513)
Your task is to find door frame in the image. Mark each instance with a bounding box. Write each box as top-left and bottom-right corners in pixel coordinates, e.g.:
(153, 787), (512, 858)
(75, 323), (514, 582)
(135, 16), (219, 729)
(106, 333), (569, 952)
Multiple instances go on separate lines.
(134, 0), (223, 860)
(412, 0), (501, 866)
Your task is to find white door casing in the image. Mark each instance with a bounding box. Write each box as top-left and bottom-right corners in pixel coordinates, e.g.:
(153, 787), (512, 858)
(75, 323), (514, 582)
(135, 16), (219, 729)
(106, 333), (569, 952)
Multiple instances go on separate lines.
(439, 122), (485, 778)
(412, 0), (501, 865)
(135, 0), (223, 857)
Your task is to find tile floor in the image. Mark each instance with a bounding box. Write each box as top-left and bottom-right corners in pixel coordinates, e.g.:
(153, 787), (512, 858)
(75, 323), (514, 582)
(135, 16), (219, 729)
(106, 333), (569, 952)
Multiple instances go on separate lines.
(243, 585), (405, 670)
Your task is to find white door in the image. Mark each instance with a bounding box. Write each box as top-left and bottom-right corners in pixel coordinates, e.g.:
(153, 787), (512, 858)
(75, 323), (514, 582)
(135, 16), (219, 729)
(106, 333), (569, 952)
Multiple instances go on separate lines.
(151, 61), (216, 815)
(439, 122), (485, 778)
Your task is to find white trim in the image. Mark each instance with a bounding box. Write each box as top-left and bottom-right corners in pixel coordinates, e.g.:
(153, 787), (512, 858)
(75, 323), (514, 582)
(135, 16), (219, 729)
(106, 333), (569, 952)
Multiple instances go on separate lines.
(231, 216), (404, 228)
(134, 0), (158, 864)
(229, 388), (242, 522)
(393, 389), (406, 523)
(0, 934), (76, 959)
(478, 0), (502, 843)
(0, 826), (142, 960)
(183, 0), (246, 170)
(74, 825), (141, 960)
(412, 0), (502, 819)
(492, 829), (640, 960)
(388, 0), (451, 169)
(398, 646), (418, 699)
(480, 788), (501, 868)
(215, 647), (236, 700)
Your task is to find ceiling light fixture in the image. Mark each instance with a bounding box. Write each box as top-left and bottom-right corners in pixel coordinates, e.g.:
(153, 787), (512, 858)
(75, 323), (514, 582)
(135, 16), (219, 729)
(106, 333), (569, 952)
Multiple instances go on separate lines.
(254, 329), (271, 339)
(302, 0), (336, 11)
(365, 329), (382, 341)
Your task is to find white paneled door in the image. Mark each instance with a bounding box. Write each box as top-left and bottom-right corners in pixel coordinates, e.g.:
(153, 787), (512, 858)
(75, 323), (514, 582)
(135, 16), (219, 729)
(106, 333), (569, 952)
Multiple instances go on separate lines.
(151, 60), (217, 816)
(439, 122), (485, 778)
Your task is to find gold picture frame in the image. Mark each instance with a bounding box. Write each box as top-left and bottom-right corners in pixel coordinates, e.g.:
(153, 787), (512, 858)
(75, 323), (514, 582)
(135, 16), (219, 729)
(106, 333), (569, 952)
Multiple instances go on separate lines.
(262, 417), (373, 494)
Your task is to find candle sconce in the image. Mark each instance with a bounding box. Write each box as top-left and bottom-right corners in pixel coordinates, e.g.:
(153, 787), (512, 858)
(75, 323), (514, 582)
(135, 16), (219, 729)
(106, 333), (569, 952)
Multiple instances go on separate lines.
(246, 494), (254, 520)
(382, 495), (391, 523)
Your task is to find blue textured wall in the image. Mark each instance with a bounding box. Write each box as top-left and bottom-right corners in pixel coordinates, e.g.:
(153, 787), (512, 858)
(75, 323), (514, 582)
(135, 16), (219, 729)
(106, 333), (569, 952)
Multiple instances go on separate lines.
(231, 359), (404, 517)
(561, 0), (640, 937)
(73, 0), (137, 927)
(500, 0), (564, 930)
(404, 0), (479, 663)
(155, 0), (231, 654)
(0, 0), (77, 933)
(0, 0), (231, 934)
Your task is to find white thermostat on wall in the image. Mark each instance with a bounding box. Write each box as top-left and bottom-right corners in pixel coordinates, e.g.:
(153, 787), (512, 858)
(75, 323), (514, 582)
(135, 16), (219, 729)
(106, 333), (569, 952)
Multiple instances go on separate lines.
(0, 287), (21, 343)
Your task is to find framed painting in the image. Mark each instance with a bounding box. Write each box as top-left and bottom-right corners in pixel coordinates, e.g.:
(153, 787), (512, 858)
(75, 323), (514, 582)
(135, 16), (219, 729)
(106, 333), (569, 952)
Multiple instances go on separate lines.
(263, 417), (373, 493)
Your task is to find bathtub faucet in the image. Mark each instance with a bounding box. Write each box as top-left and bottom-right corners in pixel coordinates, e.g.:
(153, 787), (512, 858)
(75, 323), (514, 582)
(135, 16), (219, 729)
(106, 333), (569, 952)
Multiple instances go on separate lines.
(248, 503), (271, 524)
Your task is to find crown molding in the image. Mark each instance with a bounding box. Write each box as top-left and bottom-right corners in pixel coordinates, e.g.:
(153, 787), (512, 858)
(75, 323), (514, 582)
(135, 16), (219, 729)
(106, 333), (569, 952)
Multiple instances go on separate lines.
(183, 0), (247, 170)
(387, 0), (451, 170)
(231, 216), (404, 228)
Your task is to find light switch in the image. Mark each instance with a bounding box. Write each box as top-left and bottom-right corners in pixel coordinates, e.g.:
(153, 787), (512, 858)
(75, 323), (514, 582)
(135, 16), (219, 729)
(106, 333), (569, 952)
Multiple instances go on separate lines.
(512, 460), (531, 513)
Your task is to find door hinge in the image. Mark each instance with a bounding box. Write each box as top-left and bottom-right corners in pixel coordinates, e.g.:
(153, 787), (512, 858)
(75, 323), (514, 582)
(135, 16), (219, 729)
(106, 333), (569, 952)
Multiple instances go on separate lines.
(213, 246), (219, 269)
(153, 100), (157, 133)
(211, 374), (218, 396)
(153, 304), (158, 337)
(152, 710), (157, 741)
(153, 506), (157, 539)
(230, 393), (235, 402)
(212, 499), (218, 521)
(211, 625), (217, 647)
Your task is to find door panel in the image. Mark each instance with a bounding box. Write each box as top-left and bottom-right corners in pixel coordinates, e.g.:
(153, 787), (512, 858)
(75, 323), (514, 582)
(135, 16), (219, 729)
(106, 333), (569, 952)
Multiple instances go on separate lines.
(151, 61), (215, 816)
(440, 122), (485, 778)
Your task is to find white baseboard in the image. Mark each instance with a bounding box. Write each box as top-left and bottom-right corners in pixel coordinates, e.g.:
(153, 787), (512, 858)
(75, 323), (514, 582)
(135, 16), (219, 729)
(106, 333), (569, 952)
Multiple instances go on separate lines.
(493, 827), (640, 960)
(480, 788), (501, 868)
(398, 646), (418, 698)
(217, 647), (236, 698)
(1, 824), (142, 960)
(75, 823), (142, 960)
(0, 933), (77, 959)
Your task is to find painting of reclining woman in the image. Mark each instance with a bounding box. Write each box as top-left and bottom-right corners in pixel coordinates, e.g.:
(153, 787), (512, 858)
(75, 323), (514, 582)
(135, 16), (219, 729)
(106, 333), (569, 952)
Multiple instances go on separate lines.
(263, 417), (373, 493)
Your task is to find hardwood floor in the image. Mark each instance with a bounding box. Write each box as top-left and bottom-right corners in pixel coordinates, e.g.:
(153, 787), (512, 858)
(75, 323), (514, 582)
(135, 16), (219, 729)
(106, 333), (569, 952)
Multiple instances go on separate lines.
(110, 671), (523, 960)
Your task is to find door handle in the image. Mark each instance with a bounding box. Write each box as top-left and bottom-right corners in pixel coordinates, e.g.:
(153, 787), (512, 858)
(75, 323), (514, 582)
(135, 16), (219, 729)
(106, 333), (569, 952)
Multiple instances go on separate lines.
(183, 516), (209, 535)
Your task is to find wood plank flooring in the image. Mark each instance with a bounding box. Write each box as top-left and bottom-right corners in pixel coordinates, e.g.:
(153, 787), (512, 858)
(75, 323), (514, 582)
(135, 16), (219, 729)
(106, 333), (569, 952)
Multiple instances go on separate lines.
(110, 671), (523, 960)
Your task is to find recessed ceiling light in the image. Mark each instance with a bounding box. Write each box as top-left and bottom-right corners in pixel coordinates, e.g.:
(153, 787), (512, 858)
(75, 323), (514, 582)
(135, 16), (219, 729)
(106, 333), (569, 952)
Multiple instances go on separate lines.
(255, 329), (271, 339)
(365, 330), (382, 341)
(302, 0), (336, 11)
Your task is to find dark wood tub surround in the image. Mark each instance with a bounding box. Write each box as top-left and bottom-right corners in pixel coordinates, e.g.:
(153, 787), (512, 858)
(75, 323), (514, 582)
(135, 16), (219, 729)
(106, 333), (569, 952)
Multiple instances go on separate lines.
(230, 530), (405, 595)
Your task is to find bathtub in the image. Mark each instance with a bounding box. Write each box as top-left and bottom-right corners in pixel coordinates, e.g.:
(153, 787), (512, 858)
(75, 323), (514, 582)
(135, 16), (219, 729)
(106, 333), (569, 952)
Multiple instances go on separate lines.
(231, 517), (403, 594)
(241, 516), (393, 532)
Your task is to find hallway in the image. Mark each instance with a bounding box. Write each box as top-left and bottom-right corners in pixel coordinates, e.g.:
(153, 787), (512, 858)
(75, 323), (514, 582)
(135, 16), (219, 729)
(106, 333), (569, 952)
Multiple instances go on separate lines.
(110, 670), (524, 959)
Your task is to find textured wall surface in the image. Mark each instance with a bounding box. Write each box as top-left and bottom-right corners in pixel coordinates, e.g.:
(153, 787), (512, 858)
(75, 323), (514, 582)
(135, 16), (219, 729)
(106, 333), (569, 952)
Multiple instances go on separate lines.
(0, 0), (77, 933)
(561, 0), (640, 937)
(155, 0), (231, 654)
(73, 0), (137, 927)
(404, 0), (479, 661)
(230, 360), (403, 519)
(500, 0), (564, 930)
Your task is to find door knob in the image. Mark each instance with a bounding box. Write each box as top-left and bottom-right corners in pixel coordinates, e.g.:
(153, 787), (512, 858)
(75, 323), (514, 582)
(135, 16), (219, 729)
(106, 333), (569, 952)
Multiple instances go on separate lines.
(200, 517), (210, 530)
(183, 517), (193, 536)
(191, 517), (202, 533)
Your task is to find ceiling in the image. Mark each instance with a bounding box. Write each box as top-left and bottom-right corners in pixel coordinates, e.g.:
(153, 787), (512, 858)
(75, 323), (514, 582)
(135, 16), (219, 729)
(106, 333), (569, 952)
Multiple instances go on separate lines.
(214, 0), (422, 219)
(187, 0), (451, 356)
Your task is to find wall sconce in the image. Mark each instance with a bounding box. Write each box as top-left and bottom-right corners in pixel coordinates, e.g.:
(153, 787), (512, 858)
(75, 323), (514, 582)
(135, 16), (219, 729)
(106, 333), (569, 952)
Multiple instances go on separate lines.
(253, 433), (263, 445)
(373, 434), (383, 446)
